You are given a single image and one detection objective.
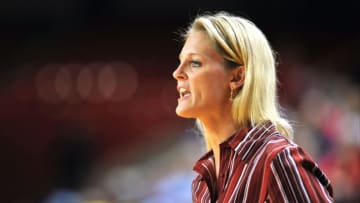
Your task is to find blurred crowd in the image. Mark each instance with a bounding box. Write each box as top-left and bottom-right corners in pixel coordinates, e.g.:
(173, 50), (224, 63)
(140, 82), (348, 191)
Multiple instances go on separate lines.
(280, 62), (360, 203)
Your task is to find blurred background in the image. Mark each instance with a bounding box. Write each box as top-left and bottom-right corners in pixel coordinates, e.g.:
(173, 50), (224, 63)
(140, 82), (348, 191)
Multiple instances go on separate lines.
(0, 0), (359, 202)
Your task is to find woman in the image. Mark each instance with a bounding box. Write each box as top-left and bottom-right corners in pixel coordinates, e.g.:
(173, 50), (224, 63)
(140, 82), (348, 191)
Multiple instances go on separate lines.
(172, 11), (334, 202)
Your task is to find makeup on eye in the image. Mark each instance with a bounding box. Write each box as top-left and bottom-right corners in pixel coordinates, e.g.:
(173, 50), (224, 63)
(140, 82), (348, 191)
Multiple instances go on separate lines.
(190, 59), (202, 67)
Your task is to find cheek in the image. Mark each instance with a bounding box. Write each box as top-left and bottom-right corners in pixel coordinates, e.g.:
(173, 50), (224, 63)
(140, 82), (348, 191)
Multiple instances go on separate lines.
(195, 79), (228, 102)
(206, 74), (229, 98)
(190, 68), (230, 102)
(210, 84), (228, 101)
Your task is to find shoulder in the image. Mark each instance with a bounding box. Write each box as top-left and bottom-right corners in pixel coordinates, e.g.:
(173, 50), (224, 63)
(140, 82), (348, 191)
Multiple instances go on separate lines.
(237, 123), (292, 162)
(251, 131), (313, 172)
(259, 133), (295, 160)
(270, 141), (314, 168)
(269, 142), (334, 200)
(266, 135), (317, 174)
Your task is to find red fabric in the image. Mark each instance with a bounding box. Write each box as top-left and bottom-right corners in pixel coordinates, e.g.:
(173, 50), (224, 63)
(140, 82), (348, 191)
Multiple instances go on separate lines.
(192, 121), (334, 203)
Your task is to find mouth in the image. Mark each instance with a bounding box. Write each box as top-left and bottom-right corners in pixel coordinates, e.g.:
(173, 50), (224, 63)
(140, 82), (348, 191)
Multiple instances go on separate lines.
(178, 87), (191, 99)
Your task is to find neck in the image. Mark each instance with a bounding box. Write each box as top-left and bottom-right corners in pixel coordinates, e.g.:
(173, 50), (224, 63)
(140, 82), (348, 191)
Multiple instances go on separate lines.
(203, 120), (237, 148)
(200, 112), (238, 177)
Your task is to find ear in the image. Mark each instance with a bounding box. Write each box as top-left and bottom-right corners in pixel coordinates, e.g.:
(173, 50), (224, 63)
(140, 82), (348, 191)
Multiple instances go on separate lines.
(229, 66), (245, 90)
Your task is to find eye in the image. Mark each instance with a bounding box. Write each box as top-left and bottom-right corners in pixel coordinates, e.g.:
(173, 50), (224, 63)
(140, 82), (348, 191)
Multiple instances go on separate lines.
(190, 60), (202, 68)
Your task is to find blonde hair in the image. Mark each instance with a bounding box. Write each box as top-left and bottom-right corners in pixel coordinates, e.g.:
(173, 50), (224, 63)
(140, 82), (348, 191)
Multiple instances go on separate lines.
(185, 11), (293, 145)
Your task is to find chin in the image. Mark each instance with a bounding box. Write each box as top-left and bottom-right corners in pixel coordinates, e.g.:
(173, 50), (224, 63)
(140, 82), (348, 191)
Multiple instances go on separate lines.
(175, 107), (194, 118)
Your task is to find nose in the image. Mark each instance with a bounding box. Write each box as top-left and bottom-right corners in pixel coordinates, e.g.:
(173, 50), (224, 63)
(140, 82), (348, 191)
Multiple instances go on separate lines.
(172, 64), (187, 80)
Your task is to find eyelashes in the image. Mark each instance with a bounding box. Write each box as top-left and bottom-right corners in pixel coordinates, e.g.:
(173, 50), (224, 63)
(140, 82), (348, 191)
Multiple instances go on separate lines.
(190, 60), (202, 68)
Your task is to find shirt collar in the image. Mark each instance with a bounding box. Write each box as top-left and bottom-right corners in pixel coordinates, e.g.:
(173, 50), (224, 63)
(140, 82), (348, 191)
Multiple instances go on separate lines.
(194, 120), (275, 159)
(221, 121), (275, 150)
(227, 127), (249, 149)
(192, 125), (249, 173)
(193, 121), (276, 171)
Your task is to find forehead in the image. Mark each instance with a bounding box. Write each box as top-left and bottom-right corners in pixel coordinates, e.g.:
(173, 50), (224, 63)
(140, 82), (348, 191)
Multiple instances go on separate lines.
(179, 30), (222, 61)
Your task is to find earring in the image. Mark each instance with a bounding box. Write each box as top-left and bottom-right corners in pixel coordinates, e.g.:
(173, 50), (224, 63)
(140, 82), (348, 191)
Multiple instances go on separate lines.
(229, 88), (234, 101)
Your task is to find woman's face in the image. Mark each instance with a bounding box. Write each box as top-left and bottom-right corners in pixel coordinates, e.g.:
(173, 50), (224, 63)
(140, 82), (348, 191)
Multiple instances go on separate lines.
(173, 30), (233, 120)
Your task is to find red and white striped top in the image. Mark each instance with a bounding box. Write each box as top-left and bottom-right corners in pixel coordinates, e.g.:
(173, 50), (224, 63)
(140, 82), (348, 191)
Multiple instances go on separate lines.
(192, 121), (334, 203)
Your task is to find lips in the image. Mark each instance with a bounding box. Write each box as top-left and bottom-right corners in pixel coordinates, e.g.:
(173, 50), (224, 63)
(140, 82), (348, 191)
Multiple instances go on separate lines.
(178, 87), (191, 99)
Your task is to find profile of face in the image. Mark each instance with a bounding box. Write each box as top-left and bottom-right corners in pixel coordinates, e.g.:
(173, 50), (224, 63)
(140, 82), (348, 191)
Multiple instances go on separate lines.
(173, 30), (236, 120)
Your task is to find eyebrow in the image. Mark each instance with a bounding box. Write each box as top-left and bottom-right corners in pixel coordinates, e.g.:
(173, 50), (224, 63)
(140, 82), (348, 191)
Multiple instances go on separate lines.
(179, 52), (203, 61)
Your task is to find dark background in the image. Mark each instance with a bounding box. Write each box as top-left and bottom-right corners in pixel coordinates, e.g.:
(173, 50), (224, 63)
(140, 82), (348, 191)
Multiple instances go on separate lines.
(0, 1), (359, 202)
